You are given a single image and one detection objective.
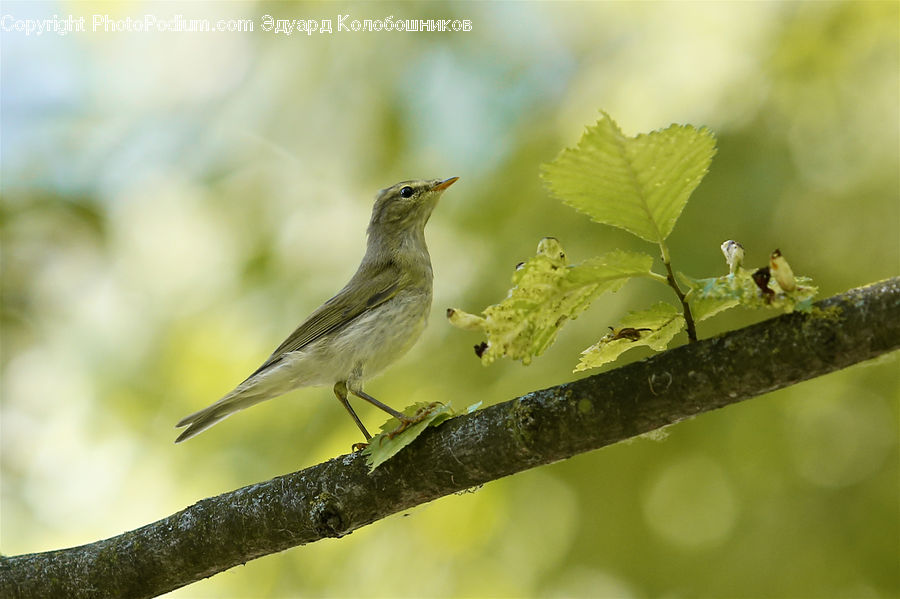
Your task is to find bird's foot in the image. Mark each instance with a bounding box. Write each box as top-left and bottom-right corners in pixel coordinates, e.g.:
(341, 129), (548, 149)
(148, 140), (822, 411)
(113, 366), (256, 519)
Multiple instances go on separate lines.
(385, 417), (415, 440)
(385, 402), (443, 440)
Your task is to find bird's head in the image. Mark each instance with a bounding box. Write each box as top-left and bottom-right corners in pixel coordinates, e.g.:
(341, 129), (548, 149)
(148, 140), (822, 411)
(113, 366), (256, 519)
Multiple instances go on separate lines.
(367, 177), (458, 238)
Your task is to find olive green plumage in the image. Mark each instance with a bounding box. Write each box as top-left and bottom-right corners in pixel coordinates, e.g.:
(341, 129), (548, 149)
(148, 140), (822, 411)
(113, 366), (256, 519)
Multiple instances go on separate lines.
(175, 177), (458, 443)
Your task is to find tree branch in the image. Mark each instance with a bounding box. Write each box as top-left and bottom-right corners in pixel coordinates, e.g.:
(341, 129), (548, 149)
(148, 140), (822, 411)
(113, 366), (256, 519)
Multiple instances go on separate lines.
(3, 278), (899, 599)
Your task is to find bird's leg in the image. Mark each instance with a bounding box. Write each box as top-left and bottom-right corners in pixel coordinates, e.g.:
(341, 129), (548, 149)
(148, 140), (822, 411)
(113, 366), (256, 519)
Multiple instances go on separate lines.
(350, 388), (419, 438)
(333, 381), (372, 444)
(349, 388), (408, 421)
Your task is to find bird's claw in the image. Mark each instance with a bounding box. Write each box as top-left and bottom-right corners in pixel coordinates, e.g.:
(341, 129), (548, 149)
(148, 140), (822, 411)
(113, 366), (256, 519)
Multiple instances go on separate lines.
(385, 417), (415, 440)
(384, 402), (443, 440)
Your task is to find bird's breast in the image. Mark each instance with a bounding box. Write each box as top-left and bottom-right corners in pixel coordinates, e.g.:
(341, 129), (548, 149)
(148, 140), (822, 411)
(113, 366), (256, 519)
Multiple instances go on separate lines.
(308, 285), (432, 386)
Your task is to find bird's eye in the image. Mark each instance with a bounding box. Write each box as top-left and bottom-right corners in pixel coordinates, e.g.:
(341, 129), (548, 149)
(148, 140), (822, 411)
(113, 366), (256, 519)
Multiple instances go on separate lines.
(399, 186), (414, 198)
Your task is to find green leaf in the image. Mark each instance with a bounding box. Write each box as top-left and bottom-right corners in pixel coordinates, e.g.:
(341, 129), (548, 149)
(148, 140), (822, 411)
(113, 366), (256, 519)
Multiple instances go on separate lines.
(685, 269), (818, 314)
(447, 238), (654, 365)
(678, 272), (741, 322)
(363, 402), (456, 472)
(575, 302), (685, 371)
(541, 112), (717, 243)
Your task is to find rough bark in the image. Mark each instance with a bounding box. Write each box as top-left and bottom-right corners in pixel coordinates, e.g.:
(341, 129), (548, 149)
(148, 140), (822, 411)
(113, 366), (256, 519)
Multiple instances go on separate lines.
(2, 277), (898, 599)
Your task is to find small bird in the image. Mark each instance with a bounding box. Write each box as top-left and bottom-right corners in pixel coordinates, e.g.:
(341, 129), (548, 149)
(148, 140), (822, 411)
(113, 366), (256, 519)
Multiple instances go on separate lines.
(175, 177), (459, 443)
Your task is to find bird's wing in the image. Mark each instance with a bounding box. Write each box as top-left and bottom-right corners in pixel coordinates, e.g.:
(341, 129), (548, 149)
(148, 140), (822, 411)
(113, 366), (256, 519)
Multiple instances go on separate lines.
(245, 261), (403, 379)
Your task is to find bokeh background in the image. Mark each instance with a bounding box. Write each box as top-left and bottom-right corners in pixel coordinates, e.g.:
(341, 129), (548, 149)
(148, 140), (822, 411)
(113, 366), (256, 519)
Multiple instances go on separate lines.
(2, 1), (898, 597)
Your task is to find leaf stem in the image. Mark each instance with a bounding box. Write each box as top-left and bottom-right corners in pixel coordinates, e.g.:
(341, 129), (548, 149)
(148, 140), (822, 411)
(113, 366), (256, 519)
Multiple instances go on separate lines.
(658, 242), (698, 342)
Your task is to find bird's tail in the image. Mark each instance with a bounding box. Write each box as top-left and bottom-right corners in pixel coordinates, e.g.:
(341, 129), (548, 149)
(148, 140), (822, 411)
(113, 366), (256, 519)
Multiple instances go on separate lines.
(175, 388), (271, 443)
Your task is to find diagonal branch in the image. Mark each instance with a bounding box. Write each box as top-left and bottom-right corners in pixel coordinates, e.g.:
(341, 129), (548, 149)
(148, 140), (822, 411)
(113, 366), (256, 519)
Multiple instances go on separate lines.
(2, 278), (898, 599)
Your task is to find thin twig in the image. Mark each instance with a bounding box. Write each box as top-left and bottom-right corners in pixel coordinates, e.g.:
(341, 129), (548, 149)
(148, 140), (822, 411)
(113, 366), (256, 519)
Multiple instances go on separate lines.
(658, 242), (697, 341)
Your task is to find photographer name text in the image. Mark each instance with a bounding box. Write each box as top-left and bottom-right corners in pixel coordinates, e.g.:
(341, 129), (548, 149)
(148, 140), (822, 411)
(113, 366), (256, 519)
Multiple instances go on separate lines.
(1, 13), (473, 36)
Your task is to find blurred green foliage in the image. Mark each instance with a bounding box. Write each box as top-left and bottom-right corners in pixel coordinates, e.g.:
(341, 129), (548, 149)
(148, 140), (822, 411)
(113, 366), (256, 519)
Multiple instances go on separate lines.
(1, 1), (897, 598)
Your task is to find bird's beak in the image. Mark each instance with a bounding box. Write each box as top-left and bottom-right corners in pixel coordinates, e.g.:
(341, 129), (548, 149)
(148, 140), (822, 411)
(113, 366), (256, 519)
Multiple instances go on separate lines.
(432, 176), (459, 191)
